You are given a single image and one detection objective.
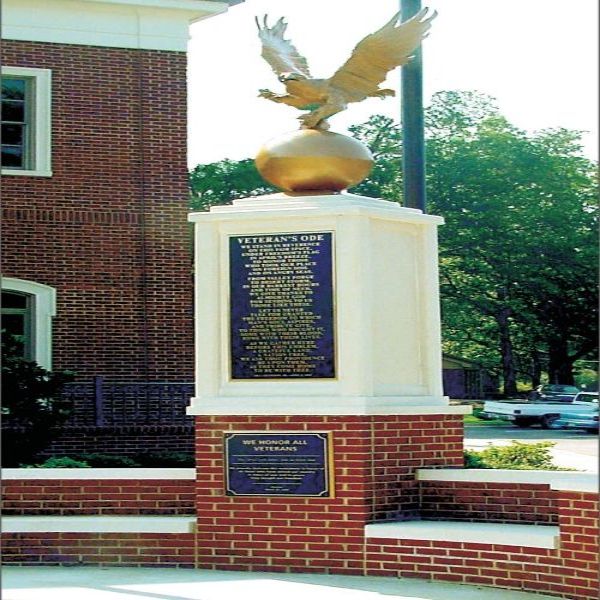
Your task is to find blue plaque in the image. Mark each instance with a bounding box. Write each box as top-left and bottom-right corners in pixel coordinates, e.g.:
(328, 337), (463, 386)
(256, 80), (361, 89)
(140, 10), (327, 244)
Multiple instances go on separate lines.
(229, 232), (335, 379)
(224, 432), (334, 497)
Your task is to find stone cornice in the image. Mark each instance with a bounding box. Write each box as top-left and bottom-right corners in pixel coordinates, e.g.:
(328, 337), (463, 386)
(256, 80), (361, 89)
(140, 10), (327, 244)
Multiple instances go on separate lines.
(2, 0), (232, 51)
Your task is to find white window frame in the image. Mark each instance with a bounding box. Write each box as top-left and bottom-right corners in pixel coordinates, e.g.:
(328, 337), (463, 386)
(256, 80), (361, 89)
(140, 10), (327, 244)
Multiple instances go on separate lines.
(1, 66), (52, 177)
(1, 277), (56, 370)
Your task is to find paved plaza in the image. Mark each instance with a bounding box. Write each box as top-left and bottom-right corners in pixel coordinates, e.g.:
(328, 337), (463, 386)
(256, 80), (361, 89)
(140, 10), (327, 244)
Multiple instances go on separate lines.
(2, 566), (562, 600)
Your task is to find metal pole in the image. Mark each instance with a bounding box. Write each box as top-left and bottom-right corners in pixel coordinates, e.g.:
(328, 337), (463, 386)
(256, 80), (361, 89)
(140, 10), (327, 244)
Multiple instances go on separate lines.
(94, 375), (105, 427)
(400, 0), (426, 212)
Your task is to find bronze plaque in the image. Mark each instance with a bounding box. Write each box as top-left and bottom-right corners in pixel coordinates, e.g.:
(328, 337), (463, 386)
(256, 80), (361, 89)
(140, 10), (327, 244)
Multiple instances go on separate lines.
(224, 431), (334, 497)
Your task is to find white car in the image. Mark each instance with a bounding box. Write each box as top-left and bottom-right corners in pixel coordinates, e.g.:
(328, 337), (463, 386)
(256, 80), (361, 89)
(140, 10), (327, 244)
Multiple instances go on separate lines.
(550, 392), (599, 433)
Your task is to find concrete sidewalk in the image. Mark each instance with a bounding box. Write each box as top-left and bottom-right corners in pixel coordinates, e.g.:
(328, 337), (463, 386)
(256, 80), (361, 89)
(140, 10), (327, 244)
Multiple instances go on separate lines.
(1, 566), (564, 600)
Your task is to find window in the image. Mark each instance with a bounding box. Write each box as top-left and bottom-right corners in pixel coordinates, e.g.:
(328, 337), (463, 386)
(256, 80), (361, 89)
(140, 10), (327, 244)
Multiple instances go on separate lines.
(1, 291), (34, 360)
(1, 67), (51, 176)
(1, 278), (56, 369)
(1, 78), (28, 168)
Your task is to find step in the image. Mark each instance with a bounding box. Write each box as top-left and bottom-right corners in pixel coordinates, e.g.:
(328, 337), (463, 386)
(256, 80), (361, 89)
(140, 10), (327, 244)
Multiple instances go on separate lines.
(1, 468), (195, 480)
(417, 468), (598, 492)
(2, 515), (196, 534)
(365, 520), (559, 549)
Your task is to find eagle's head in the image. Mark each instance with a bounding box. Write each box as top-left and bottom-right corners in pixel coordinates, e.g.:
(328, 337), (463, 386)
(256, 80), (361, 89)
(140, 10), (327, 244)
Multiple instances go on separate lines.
(278, 72), (307, 84)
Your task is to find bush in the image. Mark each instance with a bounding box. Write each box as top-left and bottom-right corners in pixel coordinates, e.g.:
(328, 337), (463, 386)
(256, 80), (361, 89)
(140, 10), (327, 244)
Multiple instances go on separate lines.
(19, 452), (195, 468)
(2, 331), (75, 466)
(464, 441), (561, 470)
(71, 453), (141, 468)
(27, 457), (90, 468)
(132, 451), (195, 467)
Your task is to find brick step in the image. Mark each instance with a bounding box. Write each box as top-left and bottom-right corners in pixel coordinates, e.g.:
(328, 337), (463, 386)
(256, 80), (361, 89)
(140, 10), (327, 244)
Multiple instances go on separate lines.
(365, 520), (559, 549)
(2, 515), (196, 533)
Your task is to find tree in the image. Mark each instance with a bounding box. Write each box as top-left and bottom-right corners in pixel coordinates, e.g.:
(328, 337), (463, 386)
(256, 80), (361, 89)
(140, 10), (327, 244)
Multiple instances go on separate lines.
(1, 332), (75, 465)
(189, 158), (275, 211)
(347, 115), (403, 201)
(423, 92), (597, 390)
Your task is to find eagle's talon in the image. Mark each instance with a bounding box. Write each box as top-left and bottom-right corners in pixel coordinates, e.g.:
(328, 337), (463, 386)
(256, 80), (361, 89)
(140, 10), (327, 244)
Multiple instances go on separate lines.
(298, 113), (321, 129)
(373, 89), (395, 98)
(258, 89), (277, 99)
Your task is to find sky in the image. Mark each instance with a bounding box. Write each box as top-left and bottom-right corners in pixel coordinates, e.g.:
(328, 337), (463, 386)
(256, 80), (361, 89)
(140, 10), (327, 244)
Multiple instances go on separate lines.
(187, 0), (599, 168)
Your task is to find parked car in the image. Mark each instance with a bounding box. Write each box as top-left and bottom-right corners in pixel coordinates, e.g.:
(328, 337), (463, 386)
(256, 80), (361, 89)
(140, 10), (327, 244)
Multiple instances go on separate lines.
(528, 384), (580, 403)
(482, 390), (596, 429)
(549, 392), (599, 433)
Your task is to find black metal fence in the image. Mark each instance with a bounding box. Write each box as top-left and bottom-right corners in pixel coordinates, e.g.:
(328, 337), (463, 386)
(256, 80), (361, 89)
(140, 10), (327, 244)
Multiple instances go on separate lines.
(61, 377), (194, 427)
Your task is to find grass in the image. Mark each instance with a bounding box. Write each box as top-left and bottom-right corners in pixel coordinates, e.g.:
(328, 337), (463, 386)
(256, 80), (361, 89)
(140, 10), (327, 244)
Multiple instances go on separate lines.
(463, 406), (509, 426)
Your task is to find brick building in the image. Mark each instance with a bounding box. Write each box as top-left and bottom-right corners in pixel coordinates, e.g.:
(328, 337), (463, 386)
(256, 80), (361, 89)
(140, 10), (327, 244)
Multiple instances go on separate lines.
(1, 0), (240, 454)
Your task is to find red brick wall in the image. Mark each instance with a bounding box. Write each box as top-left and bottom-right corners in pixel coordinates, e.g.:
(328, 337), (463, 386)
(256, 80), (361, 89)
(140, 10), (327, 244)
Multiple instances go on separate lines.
(3, 426), (599, 600)
(36, 425), (195, 458)
(1, 533), (196, 567)
(419, 481), (558, 525)
(1, 477), (195, 515)
(365, 490), (599, 599)
(366, 539), (569, 595)
(2, 40), (193, 381)
(194, 414), (464, 574)
(557, 491), (599, 598)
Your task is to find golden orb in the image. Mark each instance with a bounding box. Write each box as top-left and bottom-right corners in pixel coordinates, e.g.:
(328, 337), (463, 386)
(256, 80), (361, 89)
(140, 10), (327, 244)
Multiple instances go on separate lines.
(255, 129), (374, 193)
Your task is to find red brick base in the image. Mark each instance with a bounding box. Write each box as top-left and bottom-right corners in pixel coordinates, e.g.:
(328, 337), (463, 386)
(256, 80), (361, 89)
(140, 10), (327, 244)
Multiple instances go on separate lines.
(194, 414), (463, 573)
(1, 533), (196, 567)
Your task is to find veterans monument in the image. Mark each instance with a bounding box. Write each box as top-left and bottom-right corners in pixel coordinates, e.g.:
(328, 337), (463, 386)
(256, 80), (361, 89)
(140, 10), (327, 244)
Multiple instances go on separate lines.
(187, 8), (470, 572)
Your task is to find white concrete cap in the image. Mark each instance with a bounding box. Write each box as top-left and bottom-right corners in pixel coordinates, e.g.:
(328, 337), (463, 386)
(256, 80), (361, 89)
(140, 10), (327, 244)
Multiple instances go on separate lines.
(365, 520), (560, 549)
(1, 468), (195, 480)
(2, 515), (196, 533)
(417, 468), (598, 493)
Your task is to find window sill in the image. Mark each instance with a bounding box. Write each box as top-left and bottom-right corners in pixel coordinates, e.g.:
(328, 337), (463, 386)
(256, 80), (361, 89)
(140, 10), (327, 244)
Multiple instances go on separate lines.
(1, 169), (53, 177)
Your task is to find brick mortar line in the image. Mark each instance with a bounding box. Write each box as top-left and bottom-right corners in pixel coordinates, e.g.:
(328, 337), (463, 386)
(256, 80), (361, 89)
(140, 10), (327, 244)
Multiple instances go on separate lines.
(1, 208), (142, 224)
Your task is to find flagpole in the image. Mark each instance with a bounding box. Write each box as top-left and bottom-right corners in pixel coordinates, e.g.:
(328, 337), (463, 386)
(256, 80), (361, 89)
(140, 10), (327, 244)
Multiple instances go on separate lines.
(400, 0), (426, 212)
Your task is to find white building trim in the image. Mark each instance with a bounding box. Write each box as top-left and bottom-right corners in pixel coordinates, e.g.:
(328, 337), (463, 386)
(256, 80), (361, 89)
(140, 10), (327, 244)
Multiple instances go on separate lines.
(2, 0), (230, 51)
(1, 277), (56, 370)
(1, 66), (52, 178)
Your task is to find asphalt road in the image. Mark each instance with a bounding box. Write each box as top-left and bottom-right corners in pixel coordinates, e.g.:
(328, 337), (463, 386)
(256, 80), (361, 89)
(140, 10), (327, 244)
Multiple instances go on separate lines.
(464, 424), (599, 472)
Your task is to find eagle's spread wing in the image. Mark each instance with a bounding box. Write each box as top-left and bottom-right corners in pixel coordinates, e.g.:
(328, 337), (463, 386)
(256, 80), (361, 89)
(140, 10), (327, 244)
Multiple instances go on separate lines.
(329, 8), (436, 96)
(256, 16), (312, 78)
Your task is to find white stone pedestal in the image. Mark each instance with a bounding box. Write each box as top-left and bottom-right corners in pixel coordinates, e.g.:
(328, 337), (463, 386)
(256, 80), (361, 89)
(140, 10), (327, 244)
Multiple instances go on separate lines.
(187, 192), (467, 417)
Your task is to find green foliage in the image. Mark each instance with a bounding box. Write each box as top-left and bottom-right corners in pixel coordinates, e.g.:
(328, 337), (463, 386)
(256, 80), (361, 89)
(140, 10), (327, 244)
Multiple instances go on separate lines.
(189, 158), (276, 211)
(19, 452), (195, 468)
(574, 367), (599, 391)
(424, 91), (598, 391)
(26, 456), (90, 468)
(70, 453), (140, 468)
(132, 451), (195, 467)
(463, 409), (507, 426)
(464, 441), (561, 470)
(347, 115), (403, 200)
(2, 332), (76, 466)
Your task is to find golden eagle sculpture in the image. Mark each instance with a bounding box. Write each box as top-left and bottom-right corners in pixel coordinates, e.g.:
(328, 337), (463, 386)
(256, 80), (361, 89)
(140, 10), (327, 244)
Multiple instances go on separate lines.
(256, 8), (436, 130)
